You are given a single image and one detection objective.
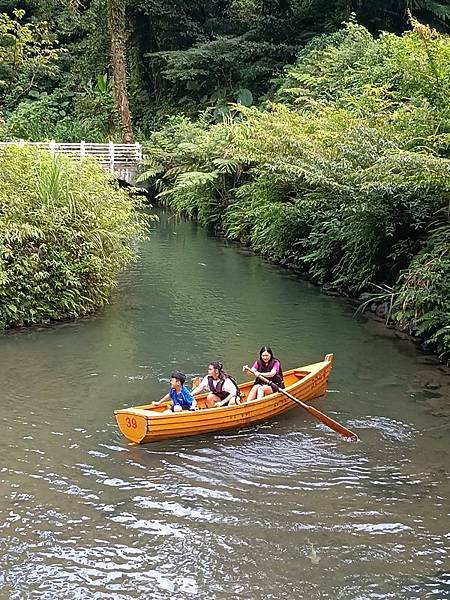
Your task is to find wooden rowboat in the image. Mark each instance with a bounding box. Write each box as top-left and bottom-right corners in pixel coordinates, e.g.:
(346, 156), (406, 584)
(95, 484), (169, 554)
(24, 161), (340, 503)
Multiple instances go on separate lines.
(114, 354), (334, 444)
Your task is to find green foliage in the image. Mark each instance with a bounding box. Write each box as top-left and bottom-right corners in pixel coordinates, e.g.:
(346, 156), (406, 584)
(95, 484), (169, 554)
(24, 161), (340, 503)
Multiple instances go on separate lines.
(224, 175), (311, 260)
(0, 84), (118, 142)
(393, 215), (450, 361)
(72, 73), (119, 140)
(6, 1), (450, 139)
(230, 0), (259, 21)
(0, 9), (61, 111)
(131, 0), (353, 127)
(139, 114), (241, 228)
(226, 104), (450, 288)
(0, 1), (123, 141)
(144, 19), (450, 359)
(147, 36), (298, 115)
(406, 1), (450, 28)
(278, 19), (450, 135)
(349, 1), (450, 33)
(0, 94), (62, 140)
(0, 145), (149, 327)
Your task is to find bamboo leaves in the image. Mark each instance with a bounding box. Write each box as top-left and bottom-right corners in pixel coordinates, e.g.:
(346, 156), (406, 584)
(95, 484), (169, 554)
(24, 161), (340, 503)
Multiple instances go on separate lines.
(0, 146), (149, 328)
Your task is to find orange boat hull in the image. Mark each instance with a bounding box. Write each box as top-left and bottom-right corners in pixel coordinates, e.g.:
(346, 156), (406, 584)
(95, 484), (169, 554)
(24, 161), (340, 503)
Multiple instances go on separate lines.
(114, 354), (333, 444)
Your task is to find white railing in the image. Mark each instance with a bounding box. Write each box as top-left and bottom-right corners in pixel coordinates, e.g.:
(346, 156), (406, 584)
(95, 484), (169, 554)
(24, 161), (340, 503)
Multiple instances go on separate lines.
(0, 140), (142, 172)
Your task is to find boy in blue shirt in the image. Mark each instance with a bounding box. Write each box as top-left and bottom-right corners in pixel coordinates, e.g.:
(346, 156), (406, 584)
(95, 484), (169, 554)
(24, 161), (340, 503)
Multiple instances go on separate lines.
(153, 371), (196, 412)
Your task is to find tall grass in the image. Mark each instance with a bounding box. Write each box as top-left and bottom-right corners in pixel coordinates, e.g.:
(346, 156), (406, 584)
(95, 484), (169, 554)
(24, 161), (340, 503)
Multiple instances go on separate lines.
(0, 146), (149, 327)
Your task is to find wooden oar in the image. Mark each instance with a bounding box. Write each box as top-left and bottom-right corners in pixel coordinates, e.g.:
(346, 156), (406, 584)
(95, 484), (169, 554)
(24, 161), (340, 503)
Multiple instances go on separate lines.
(244, 367), (358, 441)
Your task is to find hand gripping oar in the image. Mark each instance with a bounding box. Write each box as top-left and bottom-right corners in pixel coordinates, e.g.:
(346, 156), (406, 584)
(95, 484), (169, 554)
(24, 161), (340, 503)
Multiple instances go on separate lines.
(244, 367), (358, 441)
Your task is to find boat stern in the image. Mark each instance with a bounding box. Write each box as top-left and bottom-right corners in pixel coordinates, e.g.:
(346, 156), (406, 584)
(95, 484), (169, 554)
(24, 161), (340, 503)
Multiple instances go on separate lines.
(114, 409), (149, 443)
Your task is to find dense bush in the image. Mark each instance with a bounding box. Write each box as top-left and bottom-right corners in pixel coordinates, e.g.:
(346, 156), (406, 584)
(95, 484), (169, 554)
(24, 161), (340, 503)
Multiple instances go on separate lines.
(394, 218), (450, 361)
(3, 1), (450, 141)
(148, 36), (298, 117)
(0, 77), (121, 143)
(0, 146), (149, 327)
(141, 20), (450, 361)
(139, 115), (241, 228)
(0, 9), (60, 111)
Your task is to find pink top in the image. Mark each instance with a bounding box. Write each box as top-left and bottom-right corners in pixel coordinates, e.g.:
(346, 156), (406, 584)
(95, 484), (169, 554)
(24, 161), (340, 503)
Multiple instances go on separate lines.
(252, 360), (281, 374)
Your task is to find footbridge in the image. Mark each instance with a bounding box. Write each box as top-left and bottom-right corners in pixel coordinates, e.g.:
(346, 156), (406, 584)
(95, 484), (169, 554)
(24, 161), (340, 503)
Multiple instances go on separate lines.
(0, 140), (142, 184)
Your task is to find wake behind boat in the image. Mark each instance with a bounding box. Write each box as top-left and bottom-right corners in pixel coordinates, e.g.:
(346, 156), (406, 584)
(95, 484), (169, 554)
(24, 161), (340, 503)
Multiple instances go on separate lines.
(114, 354), (335, 444)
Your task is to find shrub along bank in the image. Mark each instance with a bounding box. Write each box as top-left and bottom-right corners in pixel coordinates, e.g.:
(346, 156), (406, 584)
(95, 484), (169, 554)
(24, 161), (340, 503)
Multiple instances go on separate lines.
(140, 20), (450, 363)
(0, 146), (148, 327)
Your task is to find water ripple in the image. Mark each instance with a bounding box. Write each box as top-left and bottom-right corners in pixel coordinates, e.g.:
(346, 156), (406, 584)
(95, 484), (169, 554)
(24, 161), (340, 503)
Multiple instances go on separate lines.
(1, 210), (449, 599)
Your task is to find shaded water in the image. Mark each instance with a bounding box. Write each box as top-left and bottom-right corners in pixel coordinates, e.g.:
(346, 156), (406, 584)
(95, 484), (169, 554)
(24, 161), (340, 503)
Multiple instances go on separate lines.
(1, 209), (449, 599)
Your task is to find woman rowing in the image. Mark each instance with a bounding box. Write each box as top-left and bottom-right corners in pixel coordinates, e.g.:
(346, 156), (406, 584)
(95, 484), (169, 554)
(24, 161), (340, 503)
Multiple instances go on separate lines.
(243, 346), (284, 401)
(191, 361), (240, 408)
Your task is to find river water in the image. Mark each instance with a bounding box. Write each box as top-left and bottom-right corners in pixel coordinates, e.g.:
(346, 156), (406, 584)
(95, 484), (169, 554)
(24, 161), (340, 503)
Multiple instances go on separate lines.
(1, 209), (449, 600)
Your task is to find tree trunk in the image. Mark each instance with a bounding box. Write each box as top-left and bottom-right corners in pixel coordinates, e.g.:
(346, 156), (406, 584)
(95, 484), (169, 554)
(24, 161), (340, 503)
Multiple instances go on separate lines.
(108, 0), (135, 143)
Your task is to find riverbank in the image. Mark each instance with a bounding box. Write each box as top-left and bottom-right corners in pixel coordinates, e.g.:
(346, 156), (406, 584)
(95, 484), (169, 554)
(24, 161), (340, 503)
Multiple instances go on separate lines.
(140, 21), (450, 365)
(228, 240), (450, 382)
(0, 146), (149, 329)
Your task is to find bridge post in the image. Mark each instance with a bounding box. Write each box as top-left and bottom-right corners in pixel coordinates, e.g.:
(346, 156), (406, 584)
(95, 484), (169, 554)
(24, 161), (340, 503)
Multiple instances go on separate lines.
(108, 141), (115, 173)
(135, 142), (142, 161)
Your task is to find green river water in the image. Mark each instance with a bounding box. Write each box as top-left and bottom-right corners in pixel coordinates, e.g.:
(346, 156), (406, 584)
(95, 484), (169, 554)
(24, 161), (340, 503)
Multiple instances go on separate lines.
(1, 209), (449, 599)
